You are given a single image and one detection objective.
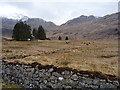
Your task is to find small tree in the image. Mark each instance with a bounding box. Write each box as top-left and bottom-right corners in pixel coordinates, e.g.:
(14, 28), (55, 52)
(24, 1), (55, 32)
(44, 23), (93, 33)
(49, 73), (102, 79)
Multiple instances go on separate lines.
(38, 25), (46, 40)
(12, 21), (32, 41)
(33, 28), (38, 39)
(65, 36), (68, 40)
(58, 36), (62, 40)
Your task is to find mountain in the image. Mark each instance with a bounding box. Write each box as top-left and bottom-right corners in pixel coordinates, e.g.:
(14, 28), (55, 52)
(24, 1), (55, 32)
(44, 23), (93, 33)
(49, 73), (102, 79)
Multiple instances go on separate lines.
(2, 12), (119, 40)
(2, 17), (57, 37)
(26, 18), (57, 30)
(2, 17), (18, 37)
(61, 15), (96, 26)
(48, 13), (118, 40)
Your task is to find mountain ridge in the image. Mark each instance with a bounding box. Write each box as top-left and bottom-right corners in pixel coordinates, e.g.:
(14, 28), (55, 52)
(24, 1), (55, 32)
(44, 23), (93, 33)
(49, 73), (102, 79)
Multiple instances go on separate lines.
(2, 12), (119, 40)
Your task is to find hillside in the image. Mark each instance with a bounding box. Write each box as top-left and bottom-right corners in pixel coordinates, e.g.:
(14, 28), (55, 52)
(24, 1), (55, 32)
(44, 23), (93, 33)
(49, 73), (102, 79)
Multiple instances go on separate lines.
(2, 12), (119, 40)
(48, 12), (118, 40)
(2, 17), (57, 37)
(61, 15), (96, 26)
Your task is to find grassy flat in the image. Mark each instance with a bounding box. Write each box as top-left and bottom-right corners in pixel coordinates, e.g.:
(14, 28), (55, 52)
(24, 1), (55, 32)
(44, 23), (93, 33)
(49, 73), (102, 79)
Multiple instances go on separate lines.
(2, 40), (118, 76)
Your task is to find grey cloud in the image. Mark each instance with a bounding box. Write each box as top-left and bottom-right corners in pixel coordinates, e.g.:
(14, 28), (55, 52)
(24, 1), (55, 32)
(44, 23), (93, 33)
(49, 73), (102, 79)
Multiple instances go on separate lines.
(0, 2), (118, 25)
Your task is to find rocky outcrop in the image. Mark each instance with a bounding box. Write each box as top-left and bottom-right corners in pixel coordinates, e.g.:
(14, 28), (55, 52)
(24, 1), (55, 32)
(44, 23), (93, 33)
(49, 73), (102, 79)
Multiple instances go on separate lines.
(2, 61), (120, 89)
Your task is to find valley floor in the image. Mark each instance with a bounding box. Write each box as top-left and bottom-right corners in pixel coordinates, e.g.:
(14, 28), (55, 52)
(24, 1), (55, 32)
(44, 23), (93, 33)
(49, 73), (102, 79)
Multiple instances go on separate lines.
(2, 40), (119, 76)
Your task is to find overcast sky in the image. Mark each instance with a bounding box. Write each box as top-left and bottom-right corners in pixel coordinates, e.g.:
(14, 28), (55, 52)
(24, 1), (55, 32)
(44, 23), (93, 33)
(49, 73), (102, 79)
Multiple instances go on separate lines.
(0, 0), (119, 25)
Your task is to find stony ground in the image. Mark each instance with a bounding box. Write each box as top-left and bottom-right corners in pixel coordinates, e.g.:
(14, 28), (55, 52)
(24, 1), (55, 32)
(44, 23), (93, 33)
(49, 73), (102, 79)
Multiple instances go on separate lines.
(2, 61), (119, 89)
(2, 40), (118, 76)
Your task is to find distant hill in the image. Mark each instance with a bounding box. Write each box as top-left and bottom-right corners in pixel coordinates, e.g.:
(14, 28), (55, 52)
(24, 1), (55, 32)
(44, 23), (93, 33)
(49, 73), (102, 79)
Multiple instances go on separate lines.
(2, 12), (119, 40)
(2, 17), (57, 37)
(61, 15), (96, 26)
(2, 18), (18, 37)
(48, 12), (119, 40)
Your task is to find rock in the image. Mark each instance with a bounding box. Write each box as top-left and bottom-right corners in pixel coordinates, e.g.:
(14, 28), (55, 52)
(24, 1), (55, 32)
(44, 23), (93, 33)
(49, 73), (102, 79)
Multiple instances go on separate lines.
(100, 79), (106, 82)
(52, 72), (61, 77)
(39, 69), (46, 73)
(58, 77), (64, 81)
(89, 85), (98, 89)
(48, 68), (54, 72)
(61, 71), (70, 75)
(76, 72), (83, 76)
(35, 65), (39, 70)
(53, 83), (62, 88)
(6, 68), (11, 75)
(85, 78), (93, 84)
(100, 83), (116, 88)
(107, 78), (113, 83)
(93, 79), (99, 85)
(44, 72), (51, 77)
(43, 80), (48, 84)
(113, 80), (119, 86)
(50, 76), (56, 80)
(66, 79), (74, 84)
(65, 85), (72, 88)
(39, 83), (47, 88)
(35, 77), (40, 81)
(78, 82), (85, 88)
(38, 72), (45, 78)
(71, 74), (78, 81)
(83, 74), (89, 77)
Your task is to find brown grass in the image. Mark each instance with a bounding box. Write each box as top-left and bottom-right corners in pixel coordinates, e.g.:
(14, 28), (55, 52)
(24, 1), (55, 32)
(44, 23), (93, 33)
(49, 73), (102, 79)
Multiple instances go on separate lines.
(2, 40), (118, 76)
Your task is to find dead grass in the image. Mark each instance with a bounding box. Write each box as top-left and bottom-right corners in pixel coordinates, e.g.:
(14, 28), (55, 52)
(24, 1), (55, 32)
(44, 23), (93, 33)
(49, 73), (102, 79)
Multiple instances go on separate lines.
(2, 40), (118, 76)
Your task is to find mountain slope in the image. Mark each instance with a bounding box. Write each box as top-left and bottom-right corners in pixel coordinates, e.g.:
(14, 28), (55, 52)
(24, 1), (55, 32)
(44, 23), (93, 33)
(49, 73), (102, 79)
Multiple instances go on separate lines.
(2, 17), (57, 37)
(61, 15), (96, 26)
(48, 13), (118, 40)
(2, 12), (119, 40)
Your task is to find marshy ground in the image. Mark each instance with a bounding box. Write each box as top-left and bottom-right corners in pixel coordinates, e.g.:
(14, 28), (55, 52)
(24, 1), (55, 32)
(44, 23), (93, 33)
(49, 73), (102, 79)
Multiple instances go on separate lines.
(2, 40), (118, 76)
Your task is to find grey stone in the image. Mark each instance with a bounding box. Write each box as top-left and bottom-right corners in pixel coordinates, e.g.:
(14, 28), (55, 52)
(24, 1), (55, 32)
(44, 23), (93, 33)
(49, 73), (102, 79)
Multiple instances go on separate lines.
(35, 77), (40, 81)
(48, 68), (54, 72)
(71, 74), (78, 81)
(100, 79), (106, 82)
(93, 78), (100, 85)
(43, 80), (48, 84)
(85, 78), (93, 84)
(84, 84), (89, 87)
(65, 85), (72, 88)
(35, 65), (39, 70)
(35, 71), (39, 74)
(44, 72), (51, 77)
(50, 76), (57, 80)
(107, 78), (113, 83)
(39, 69), (46, 73)
(66, 79), (74, 85)
(113, 80), (119, 86)
(39, 83), (47, 88)
(78, 82), (85, 87)
(100, 83), (116, 88)
(76, 72), (83, 76)
(83, 74), (89, 77)
(6, 68), (11, 74)
(38, 72), (45, 77)
(59, 79), (67, 85)
(58, 77), (64, 81)
(61, 71), (70, 75)
(52, 72), (61, 77)
(53, 83), (62, 88)
(89, 85), (98, 89)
